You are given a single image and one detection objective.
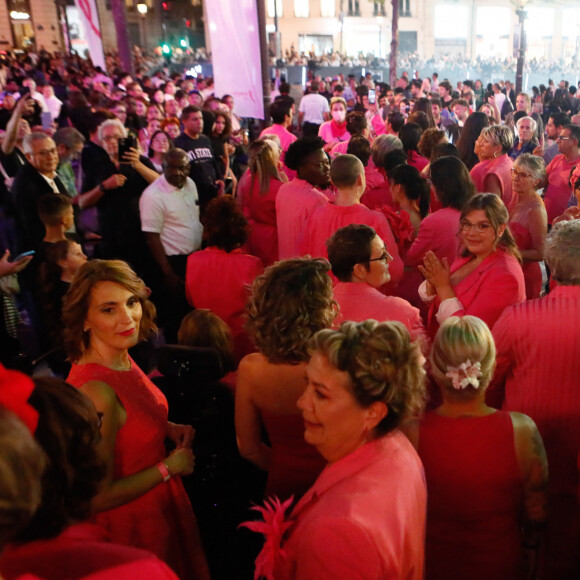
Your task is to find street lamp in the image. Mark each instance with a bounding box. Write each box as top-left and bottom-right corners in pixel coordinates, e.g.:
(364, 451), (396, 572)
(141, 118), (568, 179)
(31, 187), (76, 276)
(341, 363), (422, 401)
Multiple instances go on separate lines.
(376, 16), (384, 59)
(136, 3), (148, 16)
(136, 3), (148, 50)
(512, 0), (529, 95)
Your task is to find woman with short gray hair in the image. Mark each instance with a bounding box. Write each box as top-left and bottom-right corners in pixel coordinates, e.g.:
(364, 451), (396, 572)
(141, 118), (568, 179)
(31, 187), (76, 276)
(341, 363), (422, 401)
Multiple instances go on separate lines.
(509, 153), (548, 298)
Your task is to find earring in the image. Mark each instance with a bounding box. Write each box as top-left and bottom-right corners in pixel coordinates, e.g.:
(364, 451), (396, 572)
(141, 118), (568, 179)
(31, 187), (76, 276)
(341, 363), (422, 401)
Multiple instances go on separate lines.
(83, 328), (90, 333)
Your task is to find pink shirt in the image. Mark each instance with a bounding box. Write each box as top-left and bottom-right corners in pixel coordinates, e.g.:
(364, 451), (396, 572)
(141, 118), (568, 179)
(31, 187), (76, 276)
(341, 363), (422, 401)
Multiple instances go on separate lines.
(259, 123), (297, 153)
(276, 178), (328, 259)
(544, 153), (578, 224)
(364, 165), (384, 191)
(318, 121), (350, 145)
(470, 155), (516, 213)
(333, 282), (426, 343)
(303, 203), (403, 290)
(275, 433), (426, 580)
(490, 285), (580, 496)
(361, 180), (394, 210)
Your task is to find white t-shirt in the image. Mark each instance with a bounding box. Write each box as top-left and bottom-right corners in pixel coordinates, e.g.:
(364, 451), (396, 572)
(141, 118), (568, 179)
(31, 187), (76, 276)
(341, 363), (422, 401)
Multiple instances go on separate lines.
(298, 92), (330, 124)
(140, 174), (203, 256)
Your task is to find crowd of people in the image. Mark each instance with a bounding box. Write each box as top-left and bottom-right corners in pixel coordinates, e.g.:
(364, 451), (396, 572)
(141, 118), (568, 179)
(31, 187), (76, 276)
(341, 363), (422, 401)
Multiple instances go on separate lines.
(0, 46), (579, 580)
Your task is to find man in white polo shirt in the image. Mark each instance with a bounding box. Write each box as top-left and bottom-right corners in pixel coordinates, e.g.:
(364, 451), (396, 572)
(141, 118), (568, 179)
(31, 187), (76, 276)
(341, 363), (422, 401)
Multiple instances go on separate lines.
(298, 80), (330, 136)
(140, 148), (203, 339)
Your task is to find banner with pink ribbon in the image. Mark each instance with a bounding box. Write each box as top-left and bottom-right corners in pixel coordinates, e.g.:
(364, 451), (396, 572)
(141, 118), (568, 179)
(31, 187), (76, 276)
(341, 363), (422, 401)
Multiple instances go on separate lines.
(74, 0), (106, 70)
(205, 0), (264, 119)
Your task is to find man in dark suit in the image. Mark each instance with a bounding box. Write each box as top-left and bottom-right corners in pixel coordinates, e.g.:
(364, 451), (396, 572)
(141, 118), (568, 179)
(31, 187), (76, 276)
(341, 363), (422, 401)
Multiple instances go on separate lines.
(11, 132), (70, 253)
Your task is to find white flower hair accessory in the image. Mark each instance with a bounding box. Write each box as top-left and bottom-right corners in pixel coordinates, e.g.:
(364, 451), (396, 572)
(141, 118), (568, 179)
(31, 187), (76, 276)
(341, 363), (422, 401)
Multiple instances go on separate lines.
(445, 360), (483, 390)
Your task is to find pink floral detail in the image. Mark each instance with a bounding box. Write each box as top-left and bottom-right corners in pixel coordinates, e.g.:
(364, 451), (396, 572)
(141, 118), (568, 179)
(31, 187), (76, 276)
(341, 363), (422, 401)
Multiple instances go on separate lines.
(376, 205), (415, 251)
(239, 495), (294, 580)
(445, 359), (483, 390)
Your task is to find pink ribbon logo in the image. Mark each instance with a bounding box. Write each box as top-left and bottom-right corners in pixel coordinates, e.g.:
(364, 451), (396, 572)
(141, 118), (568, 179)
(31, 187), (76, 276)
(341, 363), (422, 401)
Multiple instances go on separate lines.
(78, 0), (102, 39)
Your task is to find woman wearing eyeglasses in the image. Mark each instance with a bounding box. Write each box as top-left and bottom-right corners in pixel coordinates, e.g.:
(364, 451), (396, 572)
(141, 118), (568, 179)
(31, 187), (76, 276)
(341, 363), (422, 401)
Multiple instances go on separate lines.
(419, 193), (525, 338)
(508, 154), (548, 299)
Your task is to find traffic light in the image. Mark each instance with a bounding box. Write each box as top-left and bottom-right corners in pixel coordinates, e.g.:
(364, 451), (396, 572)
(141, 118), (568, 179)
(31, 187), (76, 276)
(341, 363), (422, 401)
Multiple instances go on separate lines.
(161, 43), (171, 55)
(179, 38), (187, 48)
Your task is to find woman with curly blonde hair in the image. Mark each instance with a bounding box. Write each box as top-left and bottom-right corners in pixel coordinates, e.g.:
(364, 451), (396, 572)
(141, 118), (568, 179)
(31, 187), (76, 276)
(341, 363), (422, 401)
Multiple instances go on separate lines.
(235, 257), (337, 501)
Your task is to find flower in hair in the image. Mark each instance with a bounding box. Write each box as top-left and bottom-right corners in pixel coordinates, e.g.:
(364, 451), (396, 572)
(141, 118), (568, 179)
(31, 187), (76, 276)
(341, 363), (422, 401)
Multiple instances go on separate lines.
(239, 495), (294, 580)
(445, 360), (482, 390)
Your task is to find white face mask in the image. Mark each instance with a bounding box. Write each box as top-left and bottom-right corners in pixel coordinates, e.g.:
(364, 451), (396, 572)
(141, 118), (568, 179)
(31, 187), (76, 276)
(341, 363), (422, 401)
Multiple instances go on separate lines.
(332, 110), (346, 123)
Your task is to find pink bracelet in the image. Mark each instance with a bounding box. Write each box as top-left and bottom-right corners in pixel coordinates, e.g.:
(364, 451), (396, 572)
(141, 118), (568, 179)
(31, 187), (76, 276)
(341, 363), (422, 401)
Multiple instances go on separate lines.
(157, 462), (171, 482)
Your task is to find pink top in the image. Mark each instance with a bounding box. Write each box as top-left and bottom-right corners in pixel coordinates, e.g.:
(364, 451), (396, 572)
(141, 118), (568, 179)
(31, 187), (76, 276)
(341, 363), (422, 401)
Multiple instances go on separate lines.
(490, 285), (580, 496)
(238, 172), (284, 266)
(275, 432), (426, 580)
(470, 155), (517, 213)
(185, 247), (264, 360)
(544, 153), (578, 224)
(408, 150), (429, 172)
(259, 123), (297, 153)
(363, 164), (384, 191)
(302, 203), (403, 291)
(371, 112), (387, 136)
(329, 139), (349, 157)
(428, 250), (525, 336)
(276, 178), (328, 259)
(0, 524), (178, 580)
(318, 121), (350, 145)
(361, 180), (394, 210)
(333, 282), (426, 343)
(419, 411), (524, 580)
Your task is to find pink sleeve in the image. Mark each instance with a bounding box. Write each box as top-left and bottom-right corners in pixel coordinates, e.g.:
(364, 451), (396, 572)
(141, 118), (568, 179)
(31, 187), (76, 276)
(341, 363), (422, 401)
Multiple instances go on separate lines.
(452, 268), (523, 330)
(294, 518), (381, 580)
(404, 217), (436, 266)
(374, 213), (403, 290)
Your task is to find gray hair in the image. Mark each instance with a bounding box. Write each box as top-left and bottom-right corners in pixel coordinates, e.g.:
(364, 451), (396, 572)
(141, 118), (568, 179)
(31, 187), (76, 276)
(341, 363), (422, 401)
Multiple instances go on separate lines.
(53, 127), (85, 150)
(516, 115), (537, 133)
(97, 119), (127, 142)
(545, 220), (580, 285)
(480, 125), (513, 153)
(311, 320), (426, 435)
(371, 134), (403, 167)
(514, 153), (545, 183)
(22, 132), (52, 155)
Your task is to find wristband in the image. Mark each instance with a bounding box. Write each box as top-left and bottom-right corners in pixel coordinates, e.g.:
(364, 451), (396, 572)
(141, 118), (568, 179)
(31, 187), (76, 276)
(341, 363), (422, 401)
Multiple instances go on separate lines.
(157, 461), (171, 482)
(99, 183), (107, 193)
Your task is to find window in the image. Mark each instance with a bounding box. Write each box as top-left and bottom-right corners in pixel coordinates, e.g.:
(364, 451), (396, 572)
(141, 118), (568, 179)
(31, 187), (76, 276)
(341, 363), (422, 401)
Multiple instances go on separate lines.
(373, 2), (386, 17)
(320, 0), (335, 18)
(399, 0), (411, 18)
(294, 0), (309, 18)
(267, 0), (283, 18)
(347, 1), (360, 17)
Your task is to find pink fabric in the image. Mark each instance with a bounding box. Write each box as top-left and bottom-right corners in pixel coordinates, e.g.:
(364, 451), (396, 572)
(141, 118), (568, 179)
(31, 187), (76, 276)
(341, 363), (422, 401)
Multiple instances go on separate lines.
(318, 121), (350, 145)
(185, 247), (264, 360)
(419, 412), (524, 580)
(0, 524), (178, 580)
(66, 364), (205, 579)
(259, 124), (297, 153)
(371, 113), (387, 136)
(333, 282), (426, 343)
(275, 432), (426, 580)
(329, 140), (349, 157)
(302, 203), (403, 291)
(397, 208), (461, 310)
(408, 150), (429, 173)
(470, 155), (517, 213)
(238, 172), (284, 266)
(276, 178), (328, 259)
(361, 180), (393, 210)
(363, 165), (384, 192)
(544, 154), (578, 224)
(509, 221), (542, 299)
(428, 250), (525, 337)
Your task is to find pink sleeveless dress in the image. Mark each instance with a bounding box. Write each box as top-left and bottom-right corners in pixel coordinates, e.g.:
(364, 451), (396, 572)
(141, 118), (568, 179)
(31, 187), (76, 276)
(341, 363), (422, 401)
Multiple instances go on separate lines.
(67, 361), (207, 579)
(509, 221), (543, 299)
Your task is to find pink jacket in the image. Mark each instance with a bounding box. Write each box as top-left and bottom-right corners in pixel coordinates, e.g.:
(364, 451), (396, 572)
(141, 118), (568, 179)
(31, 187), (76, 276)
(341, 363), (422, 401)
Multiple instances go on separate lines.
(276, 432), (426, 580)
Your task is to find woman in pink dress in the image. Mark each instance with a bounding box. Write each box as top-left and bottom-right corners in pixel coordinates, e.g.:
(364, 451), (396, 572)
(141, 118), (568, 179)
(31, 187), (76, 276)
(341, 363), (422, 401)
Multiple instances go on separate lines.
(398, 156), (476, 312)
(508, 154), (548, 299)
(419, 193), (525, 337)
(470, 125), (517, 213)
(417, 316), (548, 580)
(186, 196), (264, 362)
(235, 258), (336, 503)
(63, 260), (209, 579)
(399, 122), (429, 172)
(238, 139), (287, 266)
(243, 320), (427, 580)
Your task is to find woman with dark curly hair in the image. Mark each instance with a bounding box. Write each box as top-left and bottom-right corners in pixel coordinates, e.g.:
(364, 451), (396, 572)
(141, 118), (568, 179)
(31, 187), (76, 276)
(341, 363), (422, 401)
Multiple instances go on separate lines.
(185, 195), (264, 361)
(235, 257), (336, 502)
(63, 260), (209, 579)
(244, 320), (427, 579)
(276, 136), (331, 259)
(0, 372), (180, 579)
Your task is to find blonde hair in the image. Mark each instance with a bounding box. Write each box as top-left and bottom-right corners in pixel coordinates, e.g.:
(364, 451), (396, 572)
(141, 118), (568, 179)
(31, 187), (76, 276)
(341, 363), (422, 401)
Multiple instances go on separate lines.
(430, 316), (496, 397)
(248, 139), (284, 196)
(311, 320), (426, 434)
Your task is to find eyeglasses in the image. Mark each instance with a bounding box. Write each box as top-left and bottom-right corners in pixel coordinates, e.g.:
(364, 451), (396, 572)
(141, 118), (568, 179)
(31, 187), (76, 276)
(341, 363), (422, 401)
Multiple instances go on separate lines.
(368, 252), (389, 263)
(34, 147), (57, 157)
(557, 136), (574, 141)
(460, 221), (492, 233)
(510, 169), (533, 179)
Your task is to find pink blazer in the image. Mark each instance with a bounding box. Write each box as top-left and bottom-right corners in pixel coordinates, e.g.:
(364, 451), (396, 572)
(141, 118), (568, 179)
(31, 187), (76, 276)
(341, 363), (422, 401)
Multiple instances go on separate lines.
(275, 432), (426, 580)
(428, 250), (525, 336)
